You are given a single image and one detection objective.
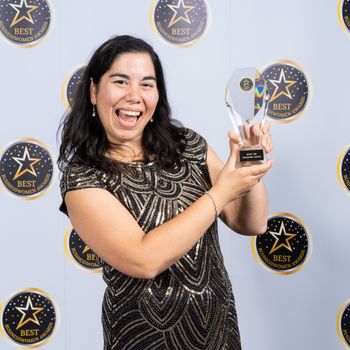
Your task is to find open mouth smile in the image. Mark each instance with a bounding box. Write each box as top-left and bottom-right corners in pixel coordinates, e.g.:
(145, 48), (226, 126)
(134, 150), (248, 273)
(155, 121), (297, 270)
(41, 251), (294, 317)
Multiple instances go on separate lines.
(116, 109), (143, 118)
(115, 109), (143, 128)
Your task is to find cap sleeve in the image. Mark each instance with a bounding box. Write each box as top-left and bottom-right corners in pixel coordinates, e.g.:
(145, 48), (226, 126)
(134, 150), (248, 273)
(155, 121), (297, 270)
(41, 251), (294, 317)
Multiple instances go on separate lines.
(181, 128), (208, 164)
(59, 163), (109, 216)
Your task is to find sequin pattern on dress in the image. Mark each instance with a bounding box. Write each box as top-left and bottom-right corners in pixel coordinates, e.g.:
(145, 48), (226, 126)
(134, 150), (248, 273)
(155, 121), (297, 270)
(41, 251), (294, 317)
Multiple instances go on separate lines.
(60, 128), (241, 350)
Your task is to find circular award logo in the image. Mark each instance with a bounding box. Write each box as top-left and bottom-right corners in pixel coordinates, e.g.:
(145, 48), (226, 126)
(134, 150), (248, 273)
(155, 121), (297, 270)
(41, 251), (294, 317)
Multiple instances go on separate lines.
(150, 0), (209, 47)
(339, 0), (350, 34)
(239, 77), (253, 92)
(338, 145), (350, 195)
(61, 65), (86, 109)
(0, 289), (58, 347)
(262, 61), (310, 122)
(0, 138), (55, 199)
(0, 0), (53, 47)
(337, 300), (350, 348)
(252, 213), (312, 275)
(64, 226), (102, 272)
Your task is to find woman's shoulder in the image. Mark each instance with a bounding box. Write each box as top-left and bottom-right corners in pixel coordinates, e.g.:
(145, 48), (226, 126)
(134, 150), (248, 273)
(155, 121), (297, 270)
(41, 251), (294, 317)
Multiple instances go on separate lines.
(61, 162), (99, 180)
(59, 162), (114, 215)
(60, 162), (109, 194)
(180, 127), (208, 162)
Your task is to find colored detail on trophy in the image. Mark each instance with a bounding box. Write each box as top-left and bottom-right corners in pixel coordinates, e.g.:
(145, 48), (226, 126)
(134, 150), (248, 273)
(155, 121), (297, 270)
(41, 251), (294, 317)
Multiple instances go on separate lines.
(254, 78), (267, 116)
(255, 82), (265, 97)
(64, 227), (103, 272)
(251, 213), (312, 275)
(262, 62), (310, 123)
(337, 300), (350, 348)
(337, 145), (350, 195)
(0, 0), (53, 47)
(0, 289), (58, 347)
(0, 138), (55, 200)
(150, 0), (209, 46)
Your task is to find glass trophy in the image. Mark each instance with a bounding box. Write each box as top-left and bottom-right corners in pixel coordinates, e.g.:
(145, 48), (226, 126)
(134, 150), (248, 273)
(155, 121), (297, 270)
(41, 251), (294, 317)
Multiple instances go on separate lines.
(225, 67), (270, 162)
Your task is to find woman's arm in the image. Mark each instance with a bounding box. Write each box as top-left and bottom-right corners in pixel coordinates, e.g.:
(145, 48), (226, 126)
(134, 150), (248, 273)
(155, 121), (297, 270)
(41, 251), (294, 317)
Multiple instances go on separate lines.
(207, 146), (271, 235)
(65, 187), (222, 279)
(65, 135), (271, 279)
(207, 127), (273, 235)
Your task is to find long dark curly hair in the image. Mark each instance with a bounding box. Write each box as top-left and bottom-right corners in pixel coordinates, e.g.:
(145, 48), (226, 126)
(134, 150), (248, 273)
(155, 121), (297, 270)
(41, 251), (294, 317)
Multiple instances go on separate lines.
(58, 35), (185, 172)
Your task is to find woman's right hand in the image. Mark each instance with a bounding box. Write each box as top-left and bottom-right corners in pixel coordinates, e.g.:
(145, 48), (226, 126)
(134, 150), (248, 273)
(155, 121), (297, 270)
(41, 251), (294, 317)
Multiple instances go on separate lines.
(211, 131), (272, 206)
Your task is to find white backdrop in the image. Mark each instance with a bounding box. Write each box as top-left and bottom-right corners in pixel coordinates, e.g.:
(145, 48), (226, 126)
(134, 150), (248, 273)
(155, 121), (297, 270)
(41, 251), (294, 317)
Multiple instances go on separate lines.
(1, 1), (349, 349)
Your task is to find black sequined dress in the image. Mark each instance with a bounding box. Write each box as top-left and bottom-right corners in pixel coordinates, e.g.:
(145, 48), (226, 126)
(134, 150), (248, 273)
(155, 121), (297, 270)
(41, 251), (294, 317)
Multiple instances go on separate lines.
(60, 129), (241, 350)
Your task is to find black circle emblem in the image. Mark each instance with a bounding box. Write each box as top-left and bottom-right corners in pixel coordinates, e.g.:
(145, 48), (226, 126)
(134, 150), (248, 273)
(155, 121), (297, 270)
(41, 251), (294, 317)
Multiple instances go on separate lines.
(337, 300), (350, 348)
(340, 0), (350, 33)
(62, 65), (86, 109)
(64, 227), (102, 272)
(0, 0), (53, 47)
(239, 77), (253, 92)
(151, 0), (209, 46)
(1, 289), (57, 347)
(252, 213), (312, 274)
(262, 61), (310, 122)
(0, 138), (54, 199)
(338, 145), (350, 195)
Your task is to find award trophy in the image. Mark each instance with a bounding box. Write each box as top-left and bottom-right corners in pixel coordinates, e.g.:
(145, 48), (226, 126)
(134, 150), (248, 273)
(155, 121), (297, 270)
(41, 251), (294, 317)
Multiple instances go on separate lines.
(225, 67), (270, 162)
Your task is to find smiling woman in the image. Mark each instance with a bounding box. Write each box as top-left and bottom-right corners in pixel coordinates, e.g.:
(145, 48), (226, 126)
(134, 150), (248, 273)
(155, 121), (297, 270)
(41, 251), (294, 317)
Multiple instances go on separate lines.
(58, 35), (272, 350)
(89, 52), (159, 157)
(58, 35), (184, 171)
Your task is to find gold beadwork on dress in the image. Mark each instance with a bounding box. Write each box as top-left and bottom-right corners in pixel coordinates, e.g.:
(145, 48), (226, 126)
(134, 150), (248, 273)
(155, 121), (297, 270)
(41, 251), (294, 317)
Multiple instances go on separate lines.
(60, 129), (241, 349)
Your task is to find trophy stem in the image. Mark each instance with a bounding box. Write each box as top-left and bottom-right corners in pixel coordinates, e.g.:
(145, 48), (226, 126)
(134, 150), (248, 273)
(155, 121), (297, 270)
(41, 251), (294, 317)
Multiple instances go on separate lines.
(226, 106), (243, 144)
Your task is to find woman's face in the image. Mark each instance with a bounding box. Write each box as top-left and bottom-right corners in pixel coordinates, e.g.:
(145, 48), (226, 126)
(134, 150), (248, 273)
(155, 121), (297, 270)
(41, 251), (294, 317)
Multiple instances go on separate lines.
(90, 52), (159, 153)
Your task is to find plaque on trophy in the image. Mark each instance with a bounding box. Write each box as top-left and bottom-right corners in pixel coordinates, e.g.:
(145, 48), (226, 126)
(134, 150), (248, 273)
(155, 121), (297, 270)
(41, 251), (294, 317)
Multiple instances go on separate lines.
(225, 67), (270, 162)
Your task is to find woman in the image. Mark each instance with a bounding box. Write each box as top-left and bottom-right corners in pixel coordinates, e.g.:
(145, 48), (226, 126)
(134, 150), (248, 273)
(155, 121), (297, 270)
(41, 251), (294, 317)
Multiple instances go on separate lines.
(58, 35), (272, 349)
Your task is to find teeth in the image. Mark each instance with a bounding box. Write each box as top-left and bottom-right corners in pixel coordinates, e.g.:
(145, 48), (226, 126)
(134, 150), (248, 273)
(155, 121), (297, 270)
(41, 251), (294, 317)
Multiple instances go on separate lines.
(119, 109), (141, 117)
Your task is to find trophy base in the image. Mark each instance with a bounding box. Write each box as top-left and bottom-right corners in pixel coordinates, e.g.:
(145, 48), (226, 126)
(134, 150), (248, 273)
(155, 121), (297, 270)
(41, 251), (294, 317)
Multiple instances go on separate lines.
(239, 145), (265, 162)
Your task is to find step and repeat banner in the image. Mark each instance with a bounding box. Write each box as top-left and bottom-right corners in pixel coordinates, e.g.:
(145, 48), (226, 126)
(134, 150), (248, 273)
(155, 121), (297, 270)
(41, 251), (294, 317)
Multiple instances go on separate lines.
(0, 1), (349, 349)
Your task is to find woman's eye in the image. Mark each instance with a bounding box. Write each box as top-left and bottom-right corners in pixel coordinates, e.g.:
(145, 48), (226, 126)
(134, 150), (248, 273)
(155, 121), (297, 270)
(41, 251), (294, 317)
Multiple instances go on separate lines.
(114, 80), (127, 85)
(141, 82), (154, 88)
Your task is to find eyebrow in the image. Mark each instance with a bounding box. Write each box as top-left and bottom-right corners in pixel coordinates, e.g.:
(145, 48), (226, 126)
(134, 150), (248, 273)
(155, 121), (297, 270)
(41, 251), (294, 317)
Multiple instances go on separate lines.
(109, 73), (157, 81)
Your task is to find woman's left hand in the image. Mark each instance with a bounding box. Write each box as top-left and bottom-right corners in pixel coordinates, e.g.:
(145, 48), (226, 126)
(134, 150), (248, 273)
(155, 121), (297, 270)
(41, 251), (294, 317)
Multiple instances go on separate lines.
(260, 121), (273, 154)
(242, 120), (273, 154)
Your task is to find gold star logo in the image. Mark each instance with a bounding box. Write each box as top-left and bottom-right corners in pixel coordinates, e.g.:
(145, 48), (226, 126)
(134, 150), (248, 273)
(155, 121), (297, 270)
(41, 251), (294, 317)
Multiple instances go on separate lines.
(9, 0), (38, 28)
(268, 68), (296, 103)
(82, 245), (91, 254)
(12, 146), (40, 180)
(167, 0), (195, 28)
(269, 221), (297, 254)
(15, 296), (44, 330)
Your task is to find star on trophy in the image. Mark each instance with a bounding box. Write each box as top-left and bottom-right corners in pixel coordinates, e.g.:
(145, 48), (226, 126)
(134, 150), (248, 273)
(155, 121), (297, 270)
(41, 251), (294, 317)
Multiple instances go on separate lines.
(225, 67), (270, 162)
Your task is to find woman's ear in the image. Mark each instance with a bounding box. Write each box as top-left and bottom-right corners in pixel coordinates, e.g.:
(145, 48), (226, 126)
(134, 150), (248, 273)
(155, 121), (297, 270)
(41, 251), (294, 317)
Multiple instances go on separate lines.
(90, 78), (97, 104)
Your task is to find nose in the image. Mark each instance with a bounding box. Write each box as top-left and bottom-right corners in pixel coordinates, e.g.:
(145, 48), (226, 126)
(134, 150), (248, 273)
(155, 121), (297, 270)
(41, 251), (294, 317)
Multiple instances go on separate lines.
(126, 83), (141, 103)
